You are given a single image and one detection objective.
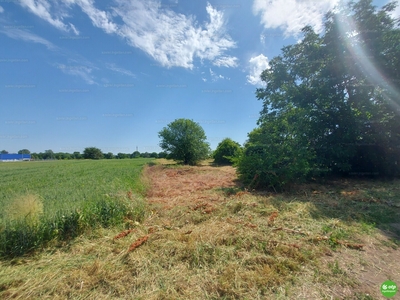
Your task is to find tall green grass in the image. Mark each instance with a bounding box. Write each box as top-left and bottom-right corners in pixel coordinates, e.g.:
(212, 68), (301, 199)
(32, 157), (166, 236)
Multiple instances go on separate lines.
(0, 159), (152, 258)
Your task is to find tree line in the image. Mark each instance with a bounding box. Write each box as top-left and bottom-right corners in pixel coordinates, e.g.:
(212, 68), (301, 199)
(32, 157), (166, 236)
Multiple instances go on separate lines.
(0, 148), (167, 160)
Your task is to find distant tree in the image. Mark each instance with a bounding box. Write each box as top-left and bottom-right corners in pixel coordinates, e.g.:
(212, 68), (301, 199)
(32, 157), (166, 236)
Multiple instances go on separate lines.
(72, 151), (82, 159)
(57, 152), (71, 160)
(35, 152), (43, 160)
(158, 118), (210, 165)
(63, 153), (71, 160)
(117, 153), (129, 159)
(131, 151), (140, 158)
(104, 152), (114, 159)
(1, 150), (8, 154)
(43, 150), (54, 160)
(18, 149), (30, 154)
(140, 152), (151, 158)
(83, 147), (103, 159)
(150, 152), (159, 158)
(158, 151), (167, 159)
(213, 138), (242, 165)
(54, 152), (65, 160)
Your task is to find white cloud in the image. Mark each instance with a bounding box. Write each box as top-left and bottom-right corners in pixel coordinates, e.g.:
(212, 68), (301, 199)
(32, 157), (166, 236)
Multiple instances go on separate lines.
(253, 0), (339, 37)
(15, 0), (237, 69)
(212, 56), (238, 67)
(0, 6), (4, 13)
(73, 0), (118, 34)
(0, 27), (57, 50)
(56, 63), (96, 85)
(209, 68), (229, 81)
(247, 54), (269, 86)
(18, 0), (79, 34)
(106, 63), (136, 77)
(113, 1), (237, 69)
(69, 23), (80, 35)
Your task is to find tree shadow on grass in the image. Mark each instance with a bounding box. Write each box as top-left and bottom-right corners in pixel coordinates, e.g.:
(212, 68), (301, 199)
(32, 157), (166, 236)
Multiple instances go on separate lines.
(263, 178), (400, 241)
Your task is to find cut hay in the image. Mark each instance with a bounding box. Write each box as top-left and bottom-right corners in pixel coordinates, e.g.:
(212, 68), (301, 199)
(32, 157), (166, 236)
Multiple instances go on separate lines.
(113, 229), (135, 240)
(127, 235), (149, 252)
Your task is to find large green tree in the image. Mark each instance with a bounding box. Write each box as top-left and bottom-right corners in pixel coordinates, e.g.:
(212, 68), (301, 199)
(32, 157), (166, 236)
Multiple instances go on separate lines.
(158, 119), (210, 165)
(254, 0), (400, 178)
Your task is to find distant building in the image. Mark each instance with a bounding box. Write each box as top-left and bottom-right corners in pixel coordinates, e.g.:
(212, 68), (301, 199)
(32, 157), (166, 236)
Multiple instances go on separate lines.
(0, 153), (31, 162)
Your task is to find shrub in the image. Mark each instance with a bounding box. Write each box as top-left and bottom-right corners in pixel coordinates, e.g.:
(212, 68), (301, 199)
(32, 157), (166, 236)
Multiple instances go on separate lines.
(213, 138), (242, 165)
(237, 114), (315, 190)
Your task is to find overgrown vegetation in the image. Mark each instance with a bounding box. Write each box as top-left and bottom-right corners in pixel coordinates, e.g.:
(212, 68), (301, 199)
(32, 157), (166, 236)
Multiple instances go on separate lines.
(0, 159), (150, 258)
(237, 0), (400, 189)
(213, 138), (242, 165)
(1, 162), (399, 299)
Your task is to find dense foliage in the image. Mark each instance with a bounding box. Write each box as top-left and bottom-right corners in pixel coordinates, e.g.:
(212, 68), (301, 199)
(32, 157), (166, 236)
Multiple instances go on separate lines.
(158, 119), (210, 165)
(238, 0), (400, 189)
(213, 138), (242, 165)
(83, 147), (104, 159)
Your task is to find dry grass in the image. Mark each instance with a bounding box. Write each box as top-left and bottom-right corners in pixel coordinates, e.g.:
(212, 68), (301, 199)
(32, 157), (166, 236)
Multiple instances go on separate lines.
(3, 194), (43, 225)
(1, 162), (399, 299)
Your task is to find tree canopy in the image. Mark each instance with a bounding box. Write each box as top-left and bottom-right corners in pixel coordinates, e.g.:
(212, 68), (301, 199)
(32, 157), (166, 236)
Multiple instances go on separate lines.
(18, 149), (30, 154)
(158, 119), (210, 165)
(238, 0), (400, 189)
(83, 147), (103, 160)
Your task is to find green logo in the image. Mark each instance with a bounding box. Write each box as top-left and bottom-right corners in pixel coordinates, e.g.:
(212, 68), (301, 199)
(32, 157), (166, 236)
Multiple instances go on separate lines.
(381, 280), (398, 298)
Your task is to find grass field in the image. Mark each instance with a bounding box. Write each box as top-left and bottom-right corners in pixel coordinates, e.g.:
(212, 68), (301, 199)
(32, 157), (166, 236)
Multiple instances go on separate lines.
(1, 160), (400, 299)
(0, 159), (152, 257)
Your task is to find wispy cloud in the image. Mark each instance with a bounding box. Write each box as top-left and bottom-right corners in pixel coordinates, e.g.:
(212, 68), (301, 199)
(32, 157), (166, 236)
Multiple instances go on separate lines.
(15, 0), (238, 69)
(106, 63), (136, 78)
(73, 0), (118, 34)
(56, 63), (97, 85)
(247, 54), (269, 86)
(18, 0), (79, 34)
(209, 68), (229, 81)
(253, 0), (339, 37)
(0, 6), (4, 13)
(0, 27), (57, 50)
(69, 22), (80, 35)
(113, 1), (237, 69)
(212, 56), (238, 67)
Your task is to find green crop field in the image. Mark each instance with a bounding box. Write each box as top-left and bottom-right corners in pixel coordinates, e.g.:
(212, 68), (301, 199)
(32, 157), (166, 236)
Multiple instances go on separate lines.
(0, 159), (153, 257)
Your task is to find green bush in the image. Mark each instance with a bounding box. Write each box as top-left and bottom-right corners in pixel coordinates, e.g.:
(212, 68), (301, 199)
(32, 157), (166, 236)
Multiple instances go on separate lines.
(237, 113), (315, 190)
(213, 138), (242, 165)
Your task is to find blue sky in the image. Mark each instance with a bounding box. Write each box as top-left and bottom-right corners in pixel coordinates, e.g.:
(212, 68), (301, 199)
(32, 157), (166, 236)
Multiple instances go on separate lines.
(0, 0), (398, 154)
